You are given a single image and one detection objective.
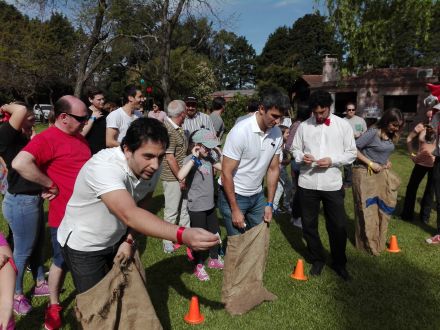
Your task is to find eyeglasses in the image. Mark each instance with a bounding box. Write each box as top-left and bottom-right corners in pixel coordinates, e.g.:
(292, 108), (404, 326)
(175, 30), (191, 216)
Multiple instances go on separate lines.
(347, 108), (356, 112)
(186, 103), (197, 108)
(63, 112), (90, 123)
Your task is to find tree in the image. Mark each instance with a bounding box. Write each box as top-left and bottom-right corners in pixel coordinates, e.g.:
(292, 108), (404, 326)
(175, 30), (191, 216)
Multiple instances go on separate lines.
(225, 36), (256, 89)
(323, 0), (434, 70)
(289, 13), (342, 74)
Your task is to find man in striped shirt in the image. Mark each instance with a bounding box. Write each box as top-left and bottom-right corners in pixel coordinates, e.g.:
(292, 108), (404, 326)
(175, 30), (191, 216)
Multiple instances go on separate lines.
(182, 96), (215, 136)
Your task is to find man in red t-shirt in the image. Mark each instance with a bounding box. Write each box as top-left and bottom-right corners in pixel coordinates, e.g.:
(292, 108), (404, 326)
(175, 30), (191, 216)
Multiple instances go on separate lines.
(13, 95), (91, 330)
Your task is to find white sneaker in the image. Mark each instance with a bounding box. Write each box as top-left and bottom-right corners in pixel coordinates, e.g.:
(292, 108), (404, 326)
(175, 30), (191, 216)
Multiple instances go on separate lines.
(291, 217), (302, 229)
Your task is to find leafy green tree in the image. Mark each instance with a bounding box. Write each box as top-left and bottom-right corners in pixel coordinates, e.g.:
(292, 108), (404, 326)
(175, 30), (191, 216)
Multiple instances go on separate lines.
(289, 13), (342, 74)
(225, 36), (256, 89)
(323, 0), (433, 70)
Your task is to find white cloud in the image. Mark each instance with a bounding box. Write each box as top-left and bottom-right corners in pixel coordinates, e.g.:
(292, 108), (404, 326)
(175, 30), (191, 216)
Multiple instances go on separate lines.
(273, 0), (303, 8)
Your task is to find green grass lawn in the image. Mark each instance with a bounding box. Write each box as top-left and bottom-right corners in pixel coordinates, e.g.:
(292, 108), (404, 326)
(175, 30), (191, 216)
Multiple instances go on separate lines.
(1, 134), (440, 329)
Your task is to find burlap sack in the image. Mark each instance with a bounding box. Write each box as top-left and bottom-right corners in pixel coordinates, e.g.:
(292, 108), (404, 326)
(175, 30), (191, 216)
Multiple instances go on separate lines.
(75, 251), (162, 330)
(221, 222), (277, 315)
(353, 167), (400, 255)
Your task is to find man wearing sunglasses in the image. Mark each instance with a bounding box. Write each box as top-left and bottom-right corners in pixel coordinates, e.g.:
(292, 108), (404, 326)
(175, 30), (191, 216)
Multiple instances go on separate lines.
(343, 102), (367, 188)
(12, 95), (91, 330)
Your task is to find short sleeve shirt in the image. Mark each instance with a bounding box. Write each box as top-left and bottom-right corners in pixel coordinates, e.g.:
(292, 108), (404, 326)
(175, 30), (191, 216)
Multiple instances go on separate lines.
(22, 126), (91, 227)
(106, 107), (136, 143)
(0, 122), (41, 194)
(57, 147), (156, 251)
(355, 128), (395, 165)
(160, 118), (188, 181)
(182, 112), (216, 136)
(183, 155), (214, 212)
(219, 114), (283, 196)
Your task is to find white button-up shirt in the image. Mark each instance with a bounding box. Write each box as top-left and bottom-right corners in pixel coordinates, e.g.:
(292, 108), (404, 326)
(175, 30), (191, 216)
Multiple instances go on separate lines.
(291, 114), (357, 191)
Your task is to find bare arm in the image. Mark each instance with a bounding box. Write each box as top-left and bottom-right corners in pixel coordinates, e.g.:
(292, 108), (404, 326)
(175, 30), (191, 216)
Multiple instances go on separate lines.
(100, 189), (219, 250)
(264, 154), (280, 222)
(1, 103), (27, 131)
(221, 156), (245, 229)
(106, 127), (120, 147)
(356, 150), (382, 173)
(12, 151), (59, 199)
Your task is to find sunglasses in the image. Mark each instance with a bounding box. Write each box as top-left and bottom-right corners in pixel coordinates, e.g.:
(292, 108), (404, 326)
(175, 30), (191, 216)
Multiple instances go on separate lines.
(63, 112), (90, 123)
(347, 108), (356, 111)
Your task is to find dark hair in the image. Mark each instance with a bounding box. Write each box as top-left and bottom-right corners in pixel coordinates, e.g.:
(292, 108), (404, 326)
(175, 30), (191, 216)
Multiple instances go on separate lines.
(87, 87), (104, 100)
(261, 89), (290, 115)
(54, 97), (71, 118)
(247, 100), (260, 113)
(123, 84), (140, 104)
(345, 101), (356, 109)
(296, 103), (311, 122)
(308, 90), (333, 111)
(376, 107), (404, 143)
(278, 125), (288, 134)
(212, 97), (226, 111)
(121, 117), (169, 152)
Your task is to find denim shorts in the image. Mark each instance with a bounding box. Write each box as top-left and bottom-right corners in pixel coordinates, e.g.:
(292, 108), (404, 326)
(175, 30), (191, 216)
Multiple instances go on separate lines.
(217, 187), (265, 236)
(50, 227), (66, 270)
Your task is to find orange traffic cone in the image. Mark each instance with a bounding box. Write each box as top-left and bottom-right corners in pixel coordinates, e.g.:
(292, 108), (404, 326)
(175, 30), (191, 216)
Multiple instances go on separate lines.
(387, 235), (401, 253)
(290, 259), (308, 281)
(184, 296), (204, 325)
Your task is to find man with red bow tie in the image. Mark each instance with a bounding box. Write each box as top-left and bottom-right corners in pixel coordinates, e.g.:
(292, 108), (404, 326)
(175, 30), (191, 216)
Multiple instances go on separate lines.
(290, 90), (357, 281)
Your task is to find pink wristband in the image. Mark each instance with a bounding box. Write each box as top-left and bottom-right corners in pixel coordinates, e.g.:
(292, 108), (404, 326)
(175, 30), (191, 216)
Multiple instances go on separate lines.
(176, 226), (186, 245)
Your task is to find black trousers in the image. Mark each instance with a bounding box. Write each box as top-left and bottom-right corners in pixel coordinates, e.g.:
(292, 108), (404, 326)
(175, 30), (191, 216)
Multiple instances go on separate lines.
(62, 241), (120, 294)
(299, 187), (347, 267)
(401, 163), (434, 222)
(188, 208), (219, 263)
(431, 157), (440, 233)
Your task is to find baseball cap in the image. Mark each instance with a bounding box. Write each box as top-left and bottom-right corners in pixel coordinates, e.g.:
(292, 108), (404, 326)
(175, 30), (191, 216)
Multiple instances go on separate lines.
(192, 129), (219, 148)
(185, 96), (197, 105)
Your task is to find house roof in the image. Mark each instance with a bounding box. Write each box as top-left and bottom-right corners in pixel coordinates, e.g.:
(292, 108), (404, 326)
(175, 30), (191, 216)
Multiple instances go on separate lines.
(211, 89), (256, 99)
(301, 75), (323, 88)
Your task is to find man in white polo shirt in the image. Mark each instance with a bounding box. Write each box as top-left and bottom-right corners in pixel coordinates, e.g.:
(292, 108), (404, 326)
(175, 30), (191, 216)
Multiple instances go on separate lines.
(218, 90), (288, 235)
(291, 90), (357, 281)
(57, 118), (219, 294)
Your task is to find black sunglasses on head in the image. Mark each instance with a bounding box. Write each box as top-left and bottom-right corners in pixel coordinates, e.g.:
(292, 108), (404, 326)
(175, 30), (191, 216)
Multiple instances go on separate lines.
(63, 112), (90, 123)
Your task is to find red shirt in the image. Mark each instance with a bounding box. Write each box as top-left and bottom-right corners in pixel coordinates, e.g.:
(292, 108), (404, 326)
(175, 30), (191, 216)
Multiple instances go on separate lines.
(23, 126), (91, 227)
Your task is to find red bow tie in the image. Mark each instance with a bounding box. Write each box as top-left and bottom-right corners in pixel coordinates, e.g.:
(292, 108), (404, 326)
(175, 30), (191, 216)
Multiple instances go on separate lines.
(316, 117), (330, 126)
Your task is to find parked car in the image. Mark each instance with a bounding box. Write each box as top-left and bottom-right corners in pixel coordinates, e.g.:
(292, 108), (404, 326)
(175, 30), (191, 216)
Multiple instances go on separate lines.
(33, 104), (52, 122)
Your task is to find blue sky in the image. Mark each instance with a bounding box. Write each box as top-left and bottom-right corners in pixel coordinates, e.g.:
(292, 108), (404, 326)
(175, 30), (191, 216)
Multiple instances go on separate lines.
(211, 0), (324, 54)
(7, 0), (323, 55)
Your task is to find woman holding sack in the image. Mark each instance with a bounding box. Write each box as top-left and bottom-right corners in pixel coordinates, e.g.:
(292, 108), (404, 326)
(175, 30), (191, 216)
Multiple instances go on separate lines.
(352, 108), (404, 256)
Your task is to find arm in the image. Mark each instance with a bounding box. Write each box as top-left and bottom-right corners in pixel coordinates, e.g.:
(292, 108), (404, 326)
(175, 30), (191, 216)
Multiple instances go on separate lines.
(177, 146), (200, 181)
(100, 189), (219, 250)
(356, 150), (382, 173)
(11, 151), (59, 199)
(1, 103), (28, 131)
(264, 154), (280, 222)
(106, 127), (120, 147)
(221, 156), (245, 229)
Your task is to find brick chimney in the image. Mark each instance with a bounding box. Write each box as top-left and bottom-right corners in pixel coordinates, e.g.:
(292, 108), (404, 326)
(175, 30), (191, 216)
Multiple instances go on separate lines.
(322, 55), (339, 83)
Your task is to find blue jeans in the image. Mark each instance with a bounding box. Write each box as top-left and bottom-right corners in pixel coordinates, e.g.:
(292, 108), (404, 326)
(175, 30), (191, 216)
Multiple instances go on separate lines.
(218, 187), (265, 236)
(2, 192), (45, 294)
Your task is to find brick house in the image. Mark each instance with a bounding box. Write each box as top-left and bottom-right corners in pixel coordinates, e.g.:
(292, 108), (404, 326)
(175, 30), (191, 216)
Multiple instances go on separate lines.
(294, 55), (440, 129)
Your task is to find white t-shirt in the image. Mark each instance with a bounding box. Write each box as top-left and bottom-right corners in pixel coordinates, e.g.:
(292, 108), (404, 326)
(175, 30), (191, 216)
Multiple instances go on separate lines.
(57, 147), (159, 251)
(106, 107), (137, 143)
(219, 114), (283, 196)
(290, 114), (357, 191)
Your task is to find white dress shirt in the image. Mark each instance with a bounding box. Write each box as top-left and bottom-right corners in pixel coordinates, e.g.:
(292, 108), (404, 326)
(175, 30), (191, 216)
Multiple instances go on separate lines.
(290, 114), (357, 191)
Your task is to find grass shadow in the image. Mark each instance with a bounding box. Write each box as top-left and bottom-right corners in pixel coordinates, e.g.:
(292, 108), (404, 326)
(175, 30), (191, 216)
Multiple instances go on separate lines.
(145, 255), (223, 330)
(273, 213), (308, 261)
(333, 253), (440, 329)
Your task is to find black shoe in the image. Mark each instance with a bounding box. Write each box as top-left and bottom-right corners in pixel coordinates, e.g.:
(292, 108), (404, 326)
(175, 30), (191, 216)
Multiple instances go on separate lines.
(310, 261), (325, 276)
(332, 266), (352, 282)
